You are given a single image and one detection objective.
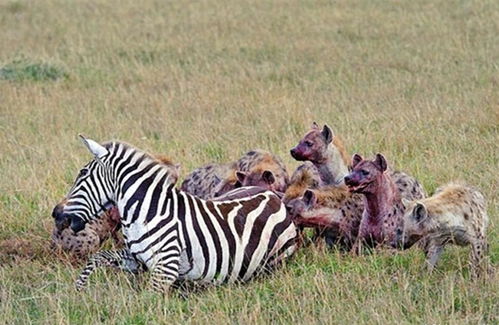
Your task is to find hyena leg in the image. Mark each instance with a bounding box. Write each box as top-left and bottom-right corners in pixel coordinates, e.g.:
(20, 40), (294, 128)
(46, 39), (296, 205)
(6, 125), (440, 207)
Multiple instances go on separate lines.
(75, 248), (139, 291)
(469, 238), (488, 278)
(150, 250), (181, 293)
(425, 243), (444, 272)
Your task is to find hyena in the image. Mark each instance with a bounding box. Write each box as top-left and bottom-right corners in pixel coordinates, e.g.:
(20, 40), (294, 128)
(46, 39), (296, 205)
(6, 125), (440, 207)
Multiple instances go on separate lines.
(180, 162), (238, 200)
(234, 149), (290, 195)
(290, 122), (350, 185)
(52, 154), (180, 257)
(183, 149), (290, 200)
(286, 185), (363, 249)
(344, 153), (406, 252)
(51, 207), (123, 258)
(290, 122), (426, 200)
(283, 161), (323, 204)
(393, 183), (489, 277)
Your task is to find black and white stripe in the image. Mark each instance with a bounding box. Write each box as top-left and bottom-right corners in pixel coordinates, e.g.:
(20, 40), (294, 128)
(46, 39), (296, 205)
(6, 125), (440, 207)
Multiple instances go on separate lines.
(55, 140), (297, 292)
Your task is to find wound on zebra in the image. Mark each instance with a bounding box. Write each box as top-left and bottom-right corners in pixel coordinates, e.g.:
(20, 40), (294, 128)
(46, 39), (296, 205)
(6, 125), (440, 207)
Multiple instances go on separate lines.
(53, 136), (298, 293)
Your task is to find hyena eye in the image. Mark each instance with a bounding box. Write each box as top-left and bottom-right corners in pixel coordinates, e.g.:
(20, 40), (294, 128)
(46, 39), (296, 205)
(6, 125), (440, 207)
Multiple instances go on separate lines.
(78, 168), (89, 178)
(305, 141), (313, 147)
(361, 170), (369, 176)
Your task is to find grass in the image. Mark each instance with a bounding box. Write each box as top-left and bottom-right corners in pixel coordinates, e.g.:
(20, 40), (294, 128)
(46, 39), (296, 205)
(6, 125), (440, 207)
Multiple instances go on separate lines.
(0, 58), (68, 82)
(0, 0), (497, 323)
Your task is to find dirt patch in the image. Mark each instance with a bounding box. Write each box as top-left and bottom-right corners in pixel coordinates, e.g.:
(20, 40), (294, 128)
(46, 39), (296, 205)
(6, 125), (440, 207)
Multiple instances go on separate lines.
(0, 237), (84, 266)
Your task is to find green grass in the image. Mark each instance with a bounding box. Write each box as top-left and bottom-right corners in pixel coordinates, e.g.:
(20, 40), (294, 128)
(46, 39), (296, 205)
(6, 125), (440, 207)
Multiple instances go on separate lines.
(0, 0), (498, 323)
(0, 58), (68, 82)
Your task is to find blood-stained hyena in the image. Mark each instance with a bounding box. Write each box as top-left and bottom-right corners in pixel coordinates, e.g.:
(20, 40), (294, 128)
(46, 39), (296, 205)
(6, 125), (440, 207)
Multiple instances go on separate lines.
(344, 154), (406, 252)
(393, 183), (489, 277)
(286, 185), (363, 249)
(235, 149), (290, 195)
(290, 123), (426, 201)
(52, 155), (179, 258)
(51, 207), (123, 258)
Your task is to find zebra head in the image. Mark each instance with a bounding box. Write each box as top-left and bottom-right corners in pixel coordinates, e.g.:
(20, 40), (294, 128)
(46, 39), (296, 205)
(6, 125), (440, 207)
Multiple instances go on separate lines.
(52, 135), (116, 233)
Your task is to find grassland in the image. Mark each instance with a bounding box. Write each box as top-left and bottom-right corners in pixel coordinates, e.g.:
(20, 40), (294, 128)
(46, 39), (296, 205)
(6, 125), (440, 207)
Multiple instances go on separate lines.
(0, 0), (498, 323)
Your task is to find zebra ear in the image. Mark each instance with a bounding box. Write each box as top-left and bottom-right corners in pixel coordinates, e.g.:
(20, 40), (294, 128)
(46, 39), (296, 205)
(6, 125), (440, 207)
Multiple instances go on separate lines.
(79, 135), (108, 158)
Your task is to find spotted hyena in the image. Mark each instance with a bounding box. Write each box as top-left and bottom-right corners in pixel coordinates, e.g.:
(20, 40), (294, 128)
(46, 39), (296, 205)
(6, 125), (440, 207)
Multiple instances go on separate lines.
(286, 185), (363, 249)
(344, 153), (406, 252)
(290, 123), (426, 201)
(181, 162), (238, 200)
(52, 207), (123, 258)
(393, 183), (489, 277)
(182, 149), (289, 199)
(290, 122), (350, 185)
(52, 154), (179, 257)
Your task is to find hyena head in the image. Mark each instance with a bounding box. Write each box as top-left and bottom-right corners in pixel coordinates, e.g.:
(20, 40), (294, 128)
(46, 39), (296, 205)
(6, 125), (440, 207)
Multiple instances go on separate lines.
(393, 199), (428, 249)
(285, 189), (343, 228)
(290, 122), (333, 163)
(52, 136), (115, 233)
(285, 189), (318, 222)
(344, 153), (387, 194)
(236, 169), (280, 193)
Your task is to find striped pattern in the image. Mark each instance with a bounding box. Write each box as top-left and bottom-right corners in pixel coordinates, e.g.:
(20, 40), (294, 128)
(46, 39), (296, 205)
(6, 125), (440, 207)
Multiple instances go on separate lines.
(58, 141), (297, 292)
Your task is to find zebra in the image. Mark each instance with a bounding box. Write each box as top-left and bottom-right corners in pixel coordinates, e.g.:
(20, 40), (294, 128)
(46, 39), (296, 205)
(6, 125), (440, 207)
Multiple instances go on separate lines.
(52, 136), (298, 292)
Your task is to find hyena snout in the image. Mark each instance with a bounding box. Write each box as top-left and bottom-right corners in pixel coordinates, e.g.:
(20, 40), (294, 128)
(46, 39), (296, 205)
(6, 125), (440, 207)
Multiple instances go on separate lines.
(52, 203), (70, 231)
(343, 174), (358, 187)
(290, 147), (306, 161)
(52, 202), (86, 233)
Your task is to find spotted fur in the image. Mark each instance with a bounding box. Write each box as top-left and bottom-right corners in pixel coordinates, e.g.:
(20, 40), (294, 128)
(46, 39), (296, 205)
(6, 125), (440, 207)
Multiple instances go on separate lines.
(283, 162), (323, 204)
(182, 149), (289, 200)
(286, 185), (363, 249)
(394, 183), (489, 277)
(51, 207), (123, 258)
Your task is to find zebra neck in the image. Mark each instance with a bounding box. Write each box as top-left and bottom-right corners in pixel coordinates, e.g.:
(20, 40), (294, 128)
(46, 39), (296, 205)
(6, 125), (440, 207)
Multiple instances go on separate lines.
(116, 169), (175, 228)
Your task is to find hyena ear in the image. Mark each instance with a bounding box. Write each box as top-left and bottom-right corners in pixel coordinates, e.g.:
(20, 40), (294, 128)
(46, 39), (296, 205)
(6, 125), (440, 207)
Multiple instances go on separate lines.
(236, 171), (247, 184)
(413, 203), (428, 222)
(303, 189), (317, 207)
(374, 153), (388, 172)
(262, 170), (276, 185)
(79, 135), (108, 158)
(352, 153), (363, 168)
(321, 125), (333, 144)
(311, 122), (320, 130)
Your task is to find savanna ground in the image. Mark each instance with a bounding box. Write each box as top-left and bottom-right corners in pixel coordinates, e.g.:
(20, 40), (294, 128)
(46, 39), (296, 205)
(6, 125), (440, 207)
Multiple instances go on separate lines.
(0, 0), (498, 323)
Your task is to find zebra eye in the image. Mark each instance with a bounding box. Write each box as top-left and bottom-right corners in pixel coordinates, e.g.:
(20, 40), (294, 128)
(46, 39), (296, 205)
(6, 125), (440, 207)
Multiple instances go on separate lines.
(78, 168), (89, 177)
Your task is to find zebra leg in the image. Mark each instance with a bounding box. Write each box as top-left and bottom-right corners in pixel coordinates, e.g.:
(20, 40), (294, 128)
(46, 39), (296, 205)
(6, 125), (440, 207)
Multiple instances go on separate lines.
(75, 248), (138, 291)
(149, 251), (181, 293)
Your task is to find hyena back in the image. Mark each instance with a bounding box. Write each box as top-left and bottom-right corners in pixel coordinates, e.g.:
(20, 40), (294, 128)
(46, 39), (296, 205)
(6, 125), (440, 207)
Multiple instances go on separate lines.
(180, 162), (237, 200)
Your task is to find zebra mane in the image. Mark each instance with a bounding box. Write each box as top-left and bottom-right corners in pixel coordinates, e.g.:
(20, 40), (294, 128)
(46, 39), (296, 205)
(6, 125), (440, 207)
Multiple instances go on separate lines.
(103, 141), (172, 169)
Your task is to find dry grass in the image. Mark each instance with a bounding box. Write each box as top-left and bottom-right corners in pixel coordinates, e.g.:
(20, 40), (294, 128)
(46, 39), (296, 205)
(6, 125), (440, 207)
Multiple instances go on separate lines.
(0, 0), (497, 323)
